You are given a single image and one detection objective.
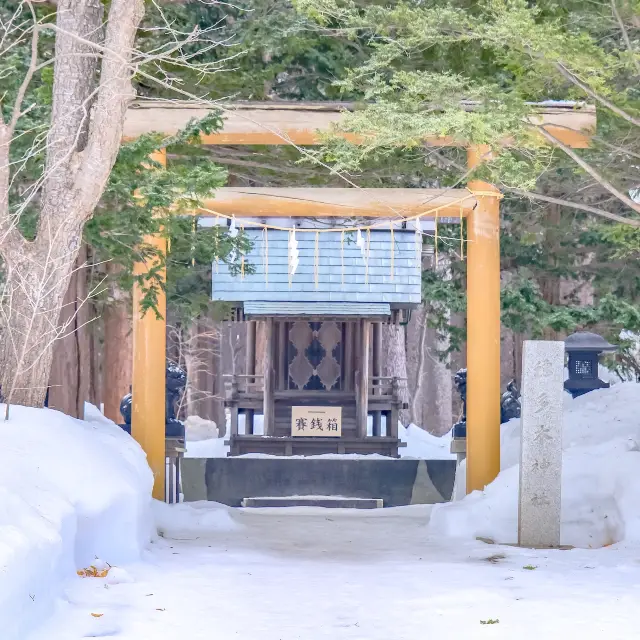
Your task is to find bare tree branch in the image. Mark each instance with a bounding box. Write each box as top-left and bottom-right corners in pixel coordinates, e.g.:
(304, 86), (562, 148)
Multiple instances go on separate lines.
(505, 187), (640, 227)
(610, 0), (640, 76)
(8, 2), (39, 135)
(554, 61), (640, 128)
(537, 125), (640, 216)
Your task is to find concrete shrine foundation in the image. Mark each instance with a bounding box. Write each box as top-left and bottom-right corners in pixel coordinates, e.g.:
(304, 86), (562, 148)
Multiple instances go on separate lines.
(181, 458), (456, 507)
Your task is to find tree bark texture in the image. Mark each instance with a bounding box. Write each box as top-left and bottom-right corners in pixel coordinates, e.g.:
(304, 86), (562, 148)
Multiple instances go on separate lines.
(48, 245), (92, 418)
(449, 311), (466, 423)
(102, 271), (132, 424)
(382, 323), (410, 426)
(255, 320), (267, 382)
(0, 0), (145, 408)
(182, 316), (223, 424)
(406, 306), (453, 435)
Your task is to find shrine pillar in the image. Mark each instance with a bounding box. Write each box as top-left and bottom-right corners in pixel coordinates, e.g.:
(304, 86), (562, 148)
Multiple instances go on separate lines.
(356, 319), (371, 438)
(132, 148), (167, 501)
(466, 145), (501, 493)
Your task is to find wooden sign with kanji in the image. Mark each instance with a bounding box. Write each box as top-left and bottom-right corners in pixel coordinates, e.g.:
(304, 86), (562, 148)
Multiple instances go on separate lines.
(291, 406), (342, 437)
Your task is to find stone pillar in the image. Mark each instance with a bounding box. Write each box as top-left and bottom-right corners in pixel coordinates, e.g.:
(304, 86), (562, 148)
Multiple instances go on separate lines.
(518, 340), (564, 548)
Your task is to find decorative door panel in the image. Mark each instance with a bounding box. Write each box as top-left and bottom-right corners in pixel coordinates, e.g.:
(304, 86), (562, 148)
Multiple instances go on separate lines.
(287, 321), (344, 391)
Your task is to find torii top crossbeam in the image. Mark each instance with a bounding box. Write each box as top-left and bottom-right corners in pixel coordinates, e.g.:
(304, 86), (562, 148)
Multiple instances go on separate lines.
(124, 100), (595, 149)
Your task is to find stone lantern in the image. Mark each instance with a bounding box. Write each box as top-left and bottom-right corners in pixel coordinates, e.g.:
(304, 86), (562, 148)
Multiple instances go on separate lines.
(564, 331), (617, 398)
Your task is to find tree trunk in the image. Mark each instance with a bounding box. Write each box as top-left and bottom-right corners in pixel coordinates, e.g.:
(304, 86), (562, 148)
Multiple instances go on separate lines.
(450, 311), (466, 422)
(102, 270), (132, 424)
(48, 245), (92, 418)
(406, 306), (453, 435)
(382, 323), (410, 426)
(210, 316), (226, 436)
(89, 297), (102, 408)
(0, 250), (77, 409)
(179, 314), (223, 422)
(255, 320), (267, 382)
(500, 325), (517, 388)
(0, 0), (144, 410)
(198, 315), (221, 424)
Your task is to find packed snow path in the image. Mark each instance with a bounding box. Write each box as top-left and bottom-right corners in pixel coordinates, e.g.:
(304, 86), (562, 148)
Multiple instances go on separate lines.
(33, 505), (640, 639)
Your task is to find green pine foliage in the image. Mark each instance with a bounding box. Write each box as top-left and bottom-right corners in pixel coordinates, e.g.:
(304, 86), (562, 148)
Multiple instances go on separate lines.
(0, 2), (251, 324)
(294, 0), (640, 374)
(136, 0), (368, 101)
(86, 113), (251, 322)
(6, 0), (640, 371)
(1, 1), (56, 240)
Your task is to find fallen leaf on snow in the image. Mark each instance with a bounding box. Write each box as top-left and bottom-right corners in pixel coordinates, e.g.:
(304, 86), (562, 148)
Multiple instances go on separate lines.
(77, 565), (110, 578)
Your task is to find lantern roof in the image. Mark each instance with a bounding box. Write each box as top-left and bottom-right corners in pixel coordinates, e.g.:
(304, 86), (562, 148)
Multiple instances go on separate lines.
(564, 331), (617, 353)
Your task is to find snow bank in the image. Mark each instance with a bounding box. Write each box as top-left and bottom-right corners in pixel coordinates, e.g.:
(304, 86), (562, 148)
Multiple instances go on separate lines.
(430, 383), (640, 548)
(184, 415), (218, 441)
(185, 435), (229, 457)
(153, 500), (240, 537)
(399, 423), (454, 460)
(0, 404), (153, 640)
(186, 421), (454, 460)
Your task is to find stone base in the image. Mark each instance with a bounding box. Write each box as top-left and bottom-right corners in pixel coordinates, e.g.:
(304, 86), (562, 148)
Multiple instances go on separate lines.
(450, 438), (466, 454)
(241, 496), (383, 509)
(476, 537), (574, 550)
(181, 458), (456, 507)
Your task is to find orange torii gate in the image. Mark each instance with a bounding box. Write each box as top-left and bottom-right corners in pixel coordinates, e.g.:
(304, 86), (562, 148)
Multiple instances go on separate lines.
(122, 100), (595, 500)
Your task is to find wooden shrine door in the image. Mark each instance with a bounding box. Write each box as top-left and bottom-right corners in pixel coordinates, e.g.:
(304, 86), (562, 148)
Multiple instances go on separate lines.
(285, 321), (345, 391)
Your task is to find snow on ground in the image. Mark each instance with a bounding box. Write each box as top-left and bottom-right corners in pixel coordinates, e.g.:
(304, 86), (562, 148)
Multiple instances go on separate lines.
(153, 500), (240, 537)
(184, 419), (454, 460)
(433, 382), (640, 549)
(0, 404), (152, 640)
(17, 382), (640, 638)
(30, 503), (640, 640)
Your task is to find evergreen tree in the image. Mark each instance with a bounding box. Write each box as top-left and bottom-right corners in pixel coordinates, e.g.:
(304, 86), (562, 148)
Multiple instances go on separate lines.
(290, 0), (640, 377)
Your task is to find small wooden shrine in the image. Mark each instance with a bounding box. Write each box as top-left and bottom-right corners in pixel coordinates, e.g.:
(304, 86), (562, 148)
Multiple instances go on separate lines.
(212, 224), (423, 457)
(121, 100), (595, 498)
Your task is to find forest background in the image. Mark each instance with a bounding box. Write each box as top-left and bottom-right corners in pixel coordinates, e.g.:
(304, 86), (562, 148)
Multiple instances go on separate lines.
(3, 0), (640, 436)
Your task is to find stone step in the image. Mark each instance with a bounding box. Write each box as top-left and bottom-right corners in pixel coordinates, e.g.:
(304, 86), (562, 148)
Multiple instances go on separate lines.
(241, 496), (383, 509)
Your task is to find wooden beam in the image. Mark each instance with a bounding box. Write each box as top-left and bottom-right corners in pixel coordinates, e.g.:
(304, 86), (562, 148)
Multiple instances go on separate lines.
(276, 320), (287, 392)
(263, 318), (275, 436)
(245, 320), (256, 435)
(198, 187), (474, 218)
(357, 319), (371, 439)
(124, 100), (595, 148)
(344, 321), (354, 393)
(372, 322), (382, 437)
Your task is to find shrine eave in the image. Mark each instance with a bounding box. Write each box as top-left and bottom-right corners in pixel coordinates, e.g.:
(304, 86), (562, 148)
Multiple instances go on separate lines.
(243, 301), (391, 318)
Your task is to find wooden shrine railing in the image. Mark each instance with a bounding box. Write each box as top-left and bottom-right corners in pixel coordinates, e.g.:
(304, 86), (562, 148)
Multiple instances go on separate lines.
(224, 373), (406, 400)
(223, 372), (407, 455)
(223, 373), (264, 397)
(370, 376), (407, 398)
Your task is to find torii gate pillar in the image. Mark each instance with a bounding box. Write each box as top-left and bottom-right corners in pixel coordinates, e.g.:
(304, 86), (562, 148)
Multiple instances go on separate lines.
(466, 145), (501, 493)
(132, 149), (167, 501)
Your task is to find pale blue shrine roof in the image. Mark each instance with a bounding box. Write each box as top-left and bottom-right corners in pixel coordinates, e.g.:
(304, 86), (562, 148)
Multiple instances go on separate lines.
(212, 229), (421, 307)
